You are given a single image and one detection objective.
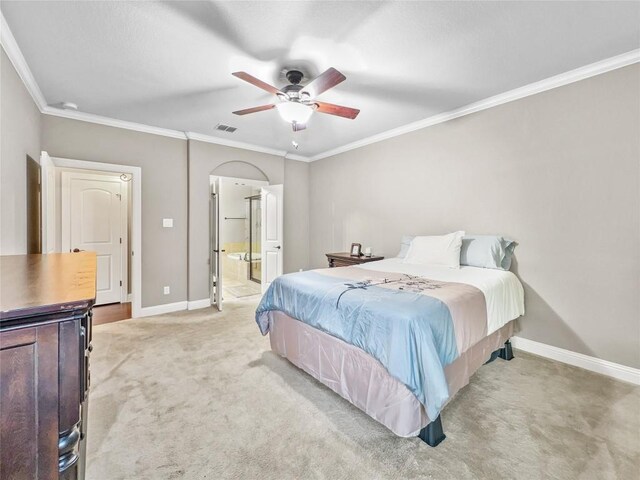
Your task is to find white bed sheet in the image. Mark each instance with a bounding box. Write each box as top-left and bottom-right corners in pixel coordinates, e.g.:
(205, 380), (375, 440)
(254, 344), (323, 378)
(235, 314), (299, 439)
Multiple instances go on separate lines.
(357, 258), (525, 334)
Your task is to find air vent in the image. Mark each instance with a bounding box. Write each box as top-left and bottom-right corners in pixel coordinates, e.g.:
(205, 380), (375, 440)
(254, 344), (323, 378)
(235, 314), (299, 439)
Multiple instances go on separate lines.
(215, 123), (237, 133)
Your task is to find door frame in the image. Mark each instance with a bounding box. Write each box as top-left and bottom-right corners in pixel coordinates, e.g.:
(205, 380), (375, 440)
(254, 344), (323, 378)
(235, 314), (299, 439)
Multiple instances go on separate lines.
(209, 175), (269, 309)
(26, 155), (41, 254)
(40, 152), (56, 254)
(61, 170), (129, 304)
(209, 178), (221, 310)
(48, 154), (142, 319)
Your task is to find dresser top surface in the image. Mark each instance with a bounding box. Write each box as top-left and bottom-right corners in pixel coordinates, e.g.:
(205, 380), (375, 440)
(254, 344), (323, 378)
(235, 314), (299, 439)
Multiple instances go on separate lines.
(1, 252), (96, 321)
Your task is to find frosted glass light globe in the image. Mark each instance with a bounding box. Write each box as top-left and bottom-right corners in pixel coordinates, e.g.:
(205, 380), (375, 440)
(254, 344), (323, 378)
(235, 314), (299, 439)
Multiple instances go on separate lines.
(276, 102), (313, 124)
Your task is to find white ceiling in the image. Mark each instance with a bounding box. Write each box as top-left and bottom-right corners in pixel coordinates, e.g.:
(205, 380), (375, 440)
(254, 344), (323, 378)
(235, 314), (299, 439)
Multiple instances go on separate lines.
(2, 1), (639, 157)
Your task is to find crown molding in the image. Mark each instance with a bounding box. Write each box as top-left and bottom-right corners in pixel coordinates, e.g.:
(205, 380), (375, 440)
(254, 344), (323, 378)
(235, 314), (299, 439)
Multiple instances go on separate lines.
(186, 131), (300, 159)
(42, 105), (189, 139)
(0, 11), (47, 110)
(3, 8), (637, 163)
(186, 132), (312, 161)
(42, 107), (314, 159)
(310, 48), (640, 161)
(284, 153), (312, 162)
(42, 107), (313, 159)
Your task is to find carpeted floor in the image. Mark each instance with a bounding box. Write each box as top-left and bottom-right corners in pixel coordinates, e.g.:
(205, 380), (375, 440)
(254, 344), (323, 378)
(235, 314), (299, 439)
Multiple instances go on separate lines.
(86, 298), (640, 480)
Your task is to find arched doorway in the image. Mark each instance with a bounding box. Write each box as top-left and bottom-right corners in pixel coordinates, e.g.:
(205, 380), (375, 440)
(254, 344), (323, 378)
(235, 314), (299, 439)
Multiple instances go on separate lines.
(209, 162), (283, 311)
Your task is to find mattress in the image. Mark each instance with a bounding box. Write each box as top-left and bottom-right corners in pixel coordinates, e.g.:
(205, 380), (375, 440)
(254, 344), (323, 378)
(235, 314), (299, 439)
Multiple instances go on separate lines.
(269, 310), (515, 437)
(357, 258), (525, 335)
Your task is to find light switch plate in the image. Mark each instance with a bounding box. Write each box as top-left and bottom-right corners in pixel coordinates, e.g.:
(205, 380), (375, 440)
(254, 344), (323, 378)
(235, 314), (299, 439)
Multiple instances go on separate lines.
(162, 218), (173, 228)
(163, 286), (170, 295)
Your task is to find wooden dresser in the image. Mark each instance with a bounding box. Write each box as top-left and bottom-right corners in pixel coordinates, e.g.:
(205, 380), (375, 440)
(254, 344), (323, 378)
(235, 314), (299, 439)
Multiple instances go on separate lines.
(325, 252), (384, 268)
(0, 252), (96, 480)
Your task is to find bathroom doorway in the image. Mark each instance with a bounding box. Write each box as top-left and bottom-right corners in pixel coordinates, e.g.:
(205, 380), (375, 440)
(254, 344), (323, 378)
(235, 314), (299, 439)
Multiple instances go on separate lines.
(210, 176), (269, 308)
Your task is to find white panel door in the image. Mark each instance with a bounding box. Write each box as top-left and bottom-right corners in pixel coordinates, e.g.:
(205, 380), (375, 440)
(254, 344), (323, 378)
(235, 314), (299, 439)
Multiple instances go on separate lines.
(261, 184), (283, 292)
(62, 172), (123, 305)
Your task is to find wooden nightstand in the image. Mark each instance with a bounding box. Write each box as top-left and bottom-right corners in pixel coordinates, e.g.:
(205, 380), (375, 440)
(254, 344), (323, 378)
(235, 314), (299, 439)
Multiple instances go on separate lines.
(326, 252), (385, 268)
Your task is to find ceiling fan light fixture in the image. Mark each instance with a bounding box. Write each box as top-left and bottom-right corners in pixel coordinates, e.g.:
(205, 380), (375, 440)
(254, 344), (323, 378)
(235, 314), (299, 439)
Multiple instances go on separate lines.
(231, 67), (357, 128)
(276, 101), (313, 124)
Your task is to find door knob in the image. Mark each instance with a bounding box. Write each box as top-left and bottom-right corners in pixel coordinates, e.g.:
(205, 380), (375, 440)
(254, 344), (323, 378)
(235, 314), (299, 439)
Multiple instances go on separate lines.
(275, 245), (281, 250)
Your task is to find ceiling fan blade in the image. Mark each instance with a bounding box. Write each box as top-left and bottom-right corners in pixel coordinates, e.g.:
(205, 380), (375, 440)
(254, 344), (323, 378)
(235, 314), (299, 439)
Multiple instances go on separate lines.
(314, 101), (360, 119)
(292, 122), (306, 132)
(232, 104), (276, 115)
(232, 72), (283, 95)
(301, 67), (346, 98)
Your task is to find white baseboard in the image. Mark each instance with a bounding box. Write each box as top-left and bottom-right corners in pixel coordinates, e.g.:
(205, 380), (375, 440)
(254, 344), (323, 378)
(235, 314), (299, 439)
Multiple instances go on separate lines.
(131, 299), (212, 317)
(137, 301), (188, 318)
(188, 299), (212, 310)
(511, 336), (640, 386)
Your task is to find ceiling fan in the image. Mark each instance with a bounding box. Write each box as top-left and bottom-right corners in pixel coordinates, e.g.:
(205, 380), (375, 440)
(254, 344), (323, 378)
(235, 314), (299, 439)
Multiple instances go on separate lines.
(231, 67), (360, 132)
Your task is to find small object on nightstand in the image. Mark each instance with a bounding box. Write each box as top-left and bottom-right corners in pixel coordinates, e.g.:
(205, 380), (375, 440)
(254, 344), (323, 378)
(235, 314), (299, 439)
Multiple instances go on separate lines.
(364, 247), (372, 257)
(350, 243), (362, 256)
(326, 252), (384, 268)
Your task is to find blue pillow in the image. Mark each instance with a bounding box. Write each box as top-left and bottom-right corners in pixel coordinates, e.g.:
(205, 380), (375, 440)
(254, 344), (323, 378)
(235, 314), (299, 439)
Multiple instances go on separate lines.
(460, 235), (517, 270)
(501, 239), (517, 270)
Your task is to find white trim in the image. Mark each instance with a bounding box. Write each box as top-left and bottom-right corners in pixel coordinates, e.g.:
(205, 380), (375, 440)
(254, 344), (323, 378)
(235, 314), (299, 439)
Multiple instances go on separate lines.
(185, 132), (292, 158)
(40, 110), (316, 160)
(43, 106), (188, 139)
(127, 293), (133, 303)
(309, 49), (640, 161)
(119, 182), (129, 304)
(0, 12), (47, 110)
(210, 175), (269, 187)
(284, 153), (311, 162)
(40, 152), (56, 254)
(50, 156), (143, 319)
(2, 9), (637, 163)
(138, 301), (187, 318)
(511, 336), (640, 386)
(187, 299), (211, 310)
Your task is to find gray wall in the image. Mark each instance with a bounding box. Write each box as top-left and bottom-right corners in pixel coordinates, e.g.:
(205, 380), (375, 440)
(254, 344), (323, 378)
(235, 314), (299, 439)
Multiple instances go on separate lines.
(309, 65), (640, 369)
(187, 140), (310, 301)
(284, 158), (310, 274)
(41, 115), (189, 308)
(1, 47), (41, 254)
(38, 118), (310, 308)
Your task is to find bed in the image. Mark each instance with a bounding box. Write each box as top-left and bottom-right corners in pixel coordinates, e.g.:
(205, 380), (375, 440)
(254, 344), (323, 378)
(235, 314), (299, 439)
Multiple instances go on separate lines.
(255, 257), (525, 446)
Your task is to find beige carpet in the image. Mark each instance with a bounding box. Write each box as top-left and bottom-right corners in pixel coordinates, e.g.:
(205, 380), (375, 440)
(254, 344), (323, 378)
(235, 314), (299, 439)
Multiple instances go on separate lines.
(87, 298), (640, 480)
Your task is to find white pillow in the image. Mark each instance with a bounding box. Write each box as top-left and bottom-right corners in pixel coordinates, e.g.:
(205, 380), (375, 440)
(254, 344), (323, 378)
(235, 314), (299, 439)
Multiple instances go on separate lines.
(396, 235), (415, 258)
(403, 231), (465, 268)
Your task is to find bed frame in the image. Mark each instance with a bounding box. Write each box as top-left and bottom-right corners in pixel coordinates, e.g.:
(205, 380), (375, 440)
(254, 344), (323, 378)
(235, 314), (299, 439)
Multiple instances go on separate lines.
(417, 340), (514, 447)
(268, 311), (517, 448)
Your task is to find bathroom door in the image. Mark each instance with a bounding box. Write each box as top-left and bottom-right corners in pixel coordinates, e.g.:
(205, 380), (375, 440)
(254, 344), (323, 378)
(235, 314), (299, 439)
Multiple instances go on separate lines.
(210, 178), (222, 310)
(261, 184), (283, 292)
